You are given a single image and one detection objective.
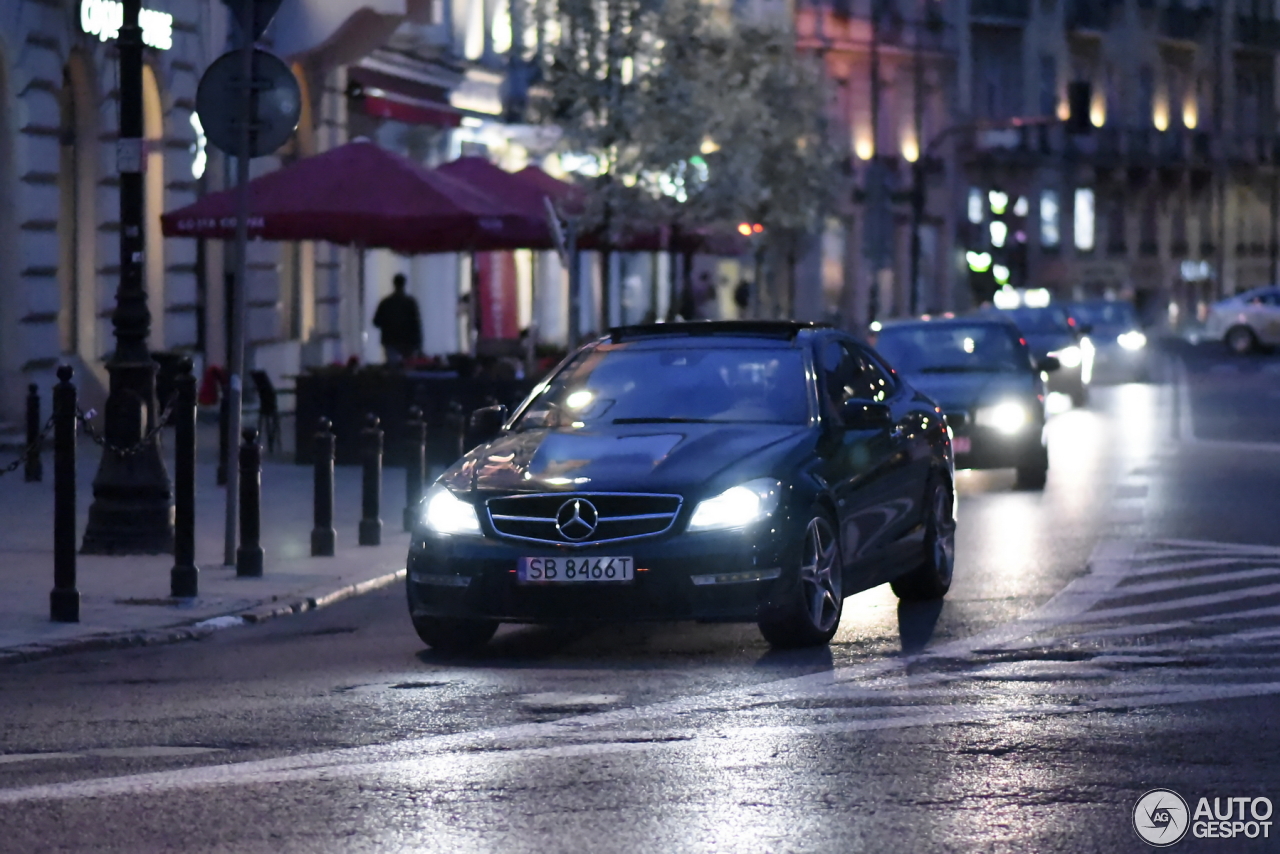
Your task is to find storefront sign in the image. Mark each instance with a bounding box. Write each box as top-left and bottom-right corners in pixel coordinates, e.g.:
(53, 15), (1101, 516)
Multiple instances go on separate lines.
(80, 0), (174, 51)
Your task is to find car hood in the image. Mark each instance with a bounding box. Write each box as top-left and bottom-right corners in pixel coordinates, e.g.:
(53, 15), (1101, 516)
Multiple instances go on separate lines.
(439, 422), (814, 496)
(902, 371), (1037, 414)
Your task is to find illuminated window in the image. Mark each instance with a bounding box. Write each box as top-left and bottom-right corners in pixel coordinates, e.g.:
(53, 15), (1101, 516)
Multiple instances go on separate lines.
(968, 188), (984, 225)
(1074, 188), (1095, 252)
(1040, 189), (1060, 247)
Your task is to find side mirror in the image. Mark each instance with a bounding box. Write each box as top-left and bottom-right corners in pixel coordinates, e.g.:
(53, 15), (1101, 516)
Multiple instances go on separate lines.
(839, 400), (892, 430)
(467, 404), (508, 448)
(1036, 356), (1061, 373)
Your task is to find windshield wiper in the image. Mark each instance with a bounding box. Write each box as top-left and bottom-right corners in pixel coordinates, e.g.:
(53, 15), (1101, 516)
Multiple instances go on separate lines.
(611, 417), (718, 424)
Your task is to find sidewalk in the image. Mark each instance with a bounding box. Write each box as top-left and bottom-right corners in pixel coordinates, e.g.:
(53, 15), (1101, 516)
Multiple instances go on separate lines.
(0, 417), (420, 664)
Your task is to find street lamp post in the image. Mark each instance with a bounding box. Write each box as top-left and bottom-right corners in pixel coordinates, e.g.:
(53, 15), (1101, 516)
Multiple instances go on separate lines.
(81, 0), (174, 555)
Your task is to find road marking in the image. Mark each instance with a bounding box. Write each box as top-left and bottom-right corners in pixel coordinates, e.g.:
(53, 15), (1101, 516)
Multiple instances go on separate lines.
(0, 746), (222, 766)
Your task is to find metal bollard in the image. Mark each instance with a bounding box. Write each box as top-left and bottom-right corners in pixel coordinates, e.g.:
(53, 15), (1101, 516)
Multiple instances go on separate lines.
(25, 383), (42, 482)
(236, 427), (264, 577)
(50, 366), (79, 622)
(216, 391), (229, 486)
(359, 414), (383, 546)
(170, 358), (198, 598)
(311, 418), (336, 556)
(404, 406), (427, 531)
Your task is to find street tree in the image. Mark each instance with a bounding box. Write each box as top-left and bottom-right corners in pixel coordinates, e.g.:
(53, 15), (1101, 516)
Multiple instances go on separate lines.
(533, 0), (840, 319)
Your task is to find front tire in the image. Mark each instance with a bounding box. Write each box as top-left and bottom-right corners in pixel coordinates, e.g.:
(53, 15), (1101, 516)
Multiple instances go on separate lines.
(1015, 444), (1049, 490)
(411, 615), (498, 652)
(891, 479), (956, 601)
(758, 510), (843, 648)
(1226, 325), (1258, 355)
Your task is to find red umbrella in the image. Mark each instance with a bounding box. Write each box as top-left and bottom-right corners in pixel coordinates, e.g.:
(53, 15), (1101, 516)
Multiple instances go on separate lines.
(160, 140), (549, 254)
(514, 164), (588, 215)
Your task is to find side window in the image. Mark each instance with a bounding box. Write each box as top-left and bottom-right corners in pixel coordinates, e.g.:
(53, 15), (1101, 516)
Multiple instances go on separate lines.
(820, 340), (894, 407)
(855, 353), (894, 402)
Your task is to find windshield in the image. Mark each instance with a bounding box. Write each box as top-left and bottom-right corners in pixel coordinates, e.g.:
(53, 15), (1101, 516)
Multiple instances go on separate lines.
(1069, 301), (1137, 327)
(997, 307), (1072, 335)
(513, 345), (810, 428)
(874, 324), (1031, 374)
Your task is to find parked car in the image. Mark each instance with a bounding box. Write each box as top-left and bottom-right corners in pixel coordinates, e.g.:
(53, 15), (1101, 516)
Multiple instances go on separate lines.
(407, 321), (956, 652)
(1204, 286), (1280, 354)
(1065, 299), (1149, 382)
(872, 317), (1056, 490)
(983, 305), (1092, 406)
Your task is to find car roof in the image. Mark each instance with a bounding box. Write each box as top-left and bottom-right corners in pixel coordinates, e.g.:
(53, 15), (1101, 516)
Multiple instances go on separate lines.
(607, 320), (830, 344)
(878, 315), (1019, 332)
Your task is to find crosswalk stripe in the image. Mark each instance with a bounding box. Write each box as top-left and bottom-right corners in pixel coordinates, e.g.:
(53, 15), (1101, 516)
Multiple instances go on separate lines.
(1076, 581), (1280, 622)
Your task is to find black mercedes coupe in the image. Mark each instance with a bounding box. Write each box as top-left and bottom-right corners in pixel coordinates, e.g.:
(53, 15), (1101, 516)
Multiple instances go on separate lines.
(405, 321), (956, 652)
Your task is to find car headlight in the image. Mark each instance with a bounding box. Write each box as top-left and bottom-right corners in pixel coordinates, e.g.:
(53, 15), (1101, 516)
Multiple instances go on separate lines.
(422, 485), (481, 535)
(688, 478), (782, 532)
(1050, 345), (1082, 368)
(975, 401), (1029, 435)
(1117, 330), (1147, 351)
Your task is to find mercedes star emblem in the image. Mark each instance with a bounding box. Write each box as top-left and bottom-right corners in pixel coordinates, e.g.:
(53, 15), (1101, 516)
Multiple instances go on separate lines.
(555, 499), (599, 541)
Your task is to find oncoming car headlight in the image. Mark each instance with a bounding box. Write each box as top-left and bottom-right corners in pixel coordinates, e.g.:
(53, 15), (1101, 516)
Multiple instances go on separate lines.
(688, 478), (782, 532)
(1117, 330), (1147, 351)
(1050, 345), (1083, 368)
(422, 485), (481, 535)
(975, 401), (1030, 435)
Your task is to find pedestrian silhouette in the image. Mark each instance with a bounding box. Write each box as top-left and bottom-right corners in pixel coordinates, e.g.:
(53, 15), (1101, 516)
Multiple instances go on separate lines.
(372, 273), (423, 364)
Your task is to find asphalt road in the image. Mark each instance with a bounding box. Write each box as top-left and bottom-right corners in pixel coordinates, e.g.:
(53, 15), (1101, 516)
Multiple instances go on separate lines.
(3, 339), (1280, 853)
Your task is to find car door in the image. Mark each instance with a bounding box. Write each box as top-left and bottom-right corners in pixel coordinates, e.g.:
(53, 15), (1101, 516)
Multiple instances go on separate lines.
(852, 344), (935, 580)
(815, 338), (916, 593)
(1251, 291), (1280, 345)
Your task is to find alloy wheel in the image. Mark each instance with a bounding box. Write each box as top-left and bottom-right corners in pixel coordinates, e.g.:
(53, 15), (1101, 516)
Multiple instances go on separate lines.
(931, 483), (956, 586)
(799, 517), (841, 632)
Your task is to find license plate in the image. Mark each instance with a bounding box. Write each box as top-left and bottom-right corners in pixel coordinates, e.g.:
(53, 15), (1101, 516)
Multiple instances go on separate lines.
(953, 436), (972, 454)
(518, 556), (635, 584)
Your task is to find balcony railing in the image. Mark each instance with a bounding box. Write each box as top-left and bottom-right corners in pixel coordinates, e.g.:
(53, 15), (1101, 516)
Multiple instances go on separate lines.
(970, 0), (1030, 22)
(1162, 6), (1212, 41)
(1067, 0), (1113, 32)
(1237, 16), (1280, 50)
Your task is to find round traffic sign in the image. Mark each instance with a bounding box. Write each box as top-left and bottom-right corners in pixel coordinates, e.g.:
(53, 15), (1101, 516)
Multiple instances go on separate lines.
(196, 49), (301, 159)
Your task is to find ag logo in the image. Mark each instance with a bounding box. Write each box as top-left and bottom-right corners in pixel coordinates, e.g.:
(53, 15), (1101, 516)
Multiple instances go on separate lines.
(1134, 788), (1190, 847)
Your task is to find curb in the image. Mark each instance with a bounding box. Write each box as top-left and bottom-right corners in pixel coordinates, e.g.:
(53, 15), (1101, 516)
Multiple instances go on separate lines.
(0, 568), (406, 667)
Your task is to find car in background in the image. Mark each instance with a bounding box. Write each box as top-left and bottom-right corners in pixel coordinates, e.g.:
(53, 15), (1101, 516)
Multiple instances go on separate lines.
(407, 321), (957, 653)
(872, 317), (1056, 490)
(1204, 286), (1280, 354)
(984, 305), (1092, 406)
(1065, 299), (1148, 382)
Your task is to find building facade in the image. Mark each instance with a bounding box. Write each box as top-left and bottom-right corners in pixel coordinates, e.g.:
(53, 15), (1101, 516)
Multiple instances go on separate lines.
(797, 0), (1280, 329)
(0, 0), (225, 423)
(0, 0), (563, 427)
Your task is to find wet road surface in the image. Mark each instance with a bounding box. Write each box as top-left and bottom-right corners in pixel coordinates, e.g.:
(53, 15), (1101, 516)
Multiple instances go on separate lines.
(2, 340), (1279, 852)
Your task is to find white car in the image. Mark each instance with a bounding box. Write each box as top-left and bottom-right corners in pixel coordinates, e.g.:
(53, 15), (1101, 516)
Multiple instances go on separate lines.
(1204, 286), (1280, 354)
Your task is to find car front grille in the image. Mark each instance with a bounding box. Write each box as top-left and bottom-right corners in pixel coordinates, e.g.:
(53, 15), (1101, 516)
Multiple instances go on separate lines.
(485, 493), (683, 547)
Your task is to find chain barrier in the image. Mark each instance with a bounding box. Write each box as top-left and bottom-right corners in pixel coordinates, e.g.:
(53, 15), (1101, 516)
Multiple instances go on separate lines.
(0, 416), (54, 479)
(77, 395), (177, 458)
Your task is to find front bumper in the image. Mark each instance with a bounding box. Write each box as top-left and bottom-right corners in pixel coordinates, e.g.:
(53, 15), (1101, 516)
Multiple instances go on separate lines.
(407, 526), (799, 624)
(952, 425), (1045, 470)
(1046, 363), (1086, 397)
